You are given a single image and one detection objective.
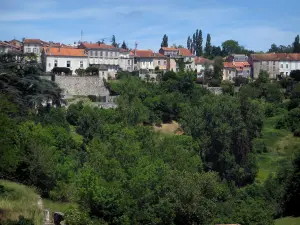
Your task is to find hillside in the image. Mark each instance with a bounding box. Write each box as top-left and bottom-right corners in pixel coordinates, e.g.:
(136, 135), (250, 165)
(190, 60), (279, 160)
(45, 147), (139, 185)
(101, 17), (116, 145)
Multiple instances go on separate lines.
(0, 180), (43, 224)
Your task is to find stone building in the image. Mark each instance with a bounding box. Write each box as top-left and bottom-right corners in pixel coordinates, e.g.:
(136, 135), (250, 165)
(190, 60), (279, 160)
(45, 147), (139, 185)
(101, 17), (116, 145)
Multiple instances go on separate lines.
(223, 54), (251, 80)
(119, 49), (134, 72)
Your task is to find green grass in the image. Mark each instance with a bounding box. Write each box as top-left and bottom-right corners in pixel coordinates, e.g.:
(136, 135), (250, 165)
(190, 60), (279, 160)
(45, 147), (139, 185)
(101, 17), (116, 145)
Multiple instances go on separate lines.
(43, 199), (76, 214)
(0, 180), (43, 224)
(275, 217), (300, 225)
(256, 115), (300, 182)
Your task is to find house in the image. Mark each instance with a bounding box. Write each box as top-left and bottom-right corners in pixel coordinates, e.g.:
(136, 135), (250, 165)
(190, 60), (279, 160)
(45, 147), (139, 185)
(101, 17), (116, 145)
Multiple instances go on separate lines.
(178, 48), (196, 71)
(223, 54), (251, 80)
(153, 53), (167, 71)
(0, 41), (20, 54)
(159, 47), (195, 71)
(195, 57), (214, 76)
(278, 53), (300, 77)
(23, 39), (43, 62)
(250, 53), (281, 79)
(78, 42), (119, 78)
(131, 50), (155, 71)
(119, 49), (134, 72)
(42, 47), (88, 75)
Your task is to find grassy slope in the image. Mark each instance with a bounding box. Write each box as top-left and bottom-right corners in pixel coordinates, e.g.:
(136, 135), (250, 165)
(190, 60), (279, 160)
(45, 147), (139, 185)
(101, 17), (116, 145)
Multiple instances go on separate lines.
(275, 217), (300, 225)
(256, 115), (300, 182)
(0, 180), (43, 224)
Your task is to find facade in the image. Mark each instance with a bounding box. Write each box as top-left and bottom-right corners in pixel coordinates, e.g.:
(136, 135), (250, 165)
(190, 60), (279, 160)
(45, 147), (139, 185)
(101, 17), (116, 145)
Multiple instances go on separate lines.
(78, 42), (119, 78)
(131, 50), (155, 71)
(23, 39), (43, 62)
(223, 54), (251, 80)
(42, 47), (88, 75)
(178, 48), (195, 71)
(153, 53), (167, 71)
(278, 54), (300, 76)
(250, 53), (281, 79)
(195, 57), (214, 76)
(0, 41), (20, 53)
(119, 49), (134, 71)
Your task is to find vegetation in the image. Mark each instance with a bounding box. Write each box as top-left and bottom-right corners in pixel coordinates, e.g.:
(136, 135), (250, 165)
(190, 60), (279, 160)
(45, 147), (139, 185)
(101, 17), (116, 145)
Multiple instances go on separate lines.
(1, 52), (300, 224)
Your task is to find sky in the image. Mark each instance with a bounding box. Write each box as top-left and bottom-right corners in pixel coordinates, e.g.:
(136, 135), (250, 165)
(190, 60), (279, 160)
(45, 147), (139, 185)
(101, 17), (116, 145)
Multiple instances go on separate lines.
(1, 0), (300, 52)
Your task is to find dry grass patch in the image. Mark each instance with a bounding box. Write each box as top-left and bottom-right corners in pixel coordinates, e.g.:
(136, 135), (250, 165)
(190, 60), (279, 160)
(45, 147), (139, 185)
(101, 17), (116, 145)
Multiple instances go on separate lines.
(153, 121), (184, 135)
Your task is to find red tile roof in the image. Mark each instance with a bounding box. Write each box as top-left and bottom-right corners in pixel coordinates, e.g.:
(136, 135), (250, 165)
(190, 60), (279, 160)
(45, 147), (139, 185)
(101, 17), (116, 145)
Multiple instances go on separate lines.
(234, 61), (250, 67)
(80, 42), (117, 50)
(251, 53), (300, 61)
(131, 50), (154, 57)
(153, 53), (167, 58)
(23, 39), (42, 44)
(224, 62), (234, 68)
(178, 48), (193, 57)
(161, 47), (178, 51)
(44, 47), (87, 57)
(195, 57), (214, 65)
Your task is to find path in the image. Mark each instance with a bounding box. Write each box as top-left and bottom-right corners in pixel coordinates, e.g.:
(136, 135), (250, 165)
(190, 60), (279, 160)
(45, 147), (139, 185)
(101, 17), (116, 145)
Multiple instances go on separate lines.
(37, 197), (53, 225)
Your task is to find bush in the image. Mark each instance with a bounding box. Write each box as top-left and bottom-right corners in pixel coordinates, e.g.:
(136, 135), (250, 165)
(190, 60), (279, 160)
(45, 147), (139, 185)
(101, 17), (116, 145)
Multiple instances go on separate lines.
(208, 79), (221, 87)
(294, 129), (300, 137)
(85, 66), (99, 76)
(221, 81), (234, 95)
(52, 67), (72, 75)
(233, 76), (248, 87)
(290, 70), (300, 81)
(75, 68), (85, 76)
(253, 139), (268, 153)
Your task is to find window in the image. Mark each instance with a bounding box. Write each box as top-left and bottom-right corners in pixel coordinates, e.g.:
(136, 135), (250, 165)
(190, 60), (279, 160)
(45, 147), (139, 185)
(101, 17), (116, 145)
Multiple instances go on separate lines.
(128, 60), (130, 65)
(247, 70), (249, 74)
(112, 52), (114, 57)
(286, 64), (288, 68)
(273, 67), (275, 71)
(158, 60), (161, 65)
(67, 61), (71, 68)
(95, 51), (98, 57)
(99, 51), (102, 56)
(48, 63), (51, 67)
(281, 64), (283, 68)
(54, 60), (57, 67)
(80, 61), (83, 68)
(27, 48), (31, 53)
(260, 61), (262, 66)
(33, 48), (37, 53)
(108, 52), (111, 57)
(164, 60), (166, 65)
(273, 61), (275, 65)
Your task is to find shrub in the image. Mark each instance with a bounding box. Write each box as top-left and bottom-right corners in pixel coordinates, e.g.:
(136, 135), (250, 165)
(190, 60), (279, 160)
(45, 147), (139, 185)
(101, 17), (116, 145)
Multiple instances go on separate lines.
(233, 76), (248, 87)
(290, 70), (300, 81)
(85, 66), (99, 76)
(52, 67), (71, 75)
(208, 79), (221, 87)
(75, 68), (85, 76)
(294, 129), (300, 137)
(221, 81), (234, 95)
(253, 139), (268, 153)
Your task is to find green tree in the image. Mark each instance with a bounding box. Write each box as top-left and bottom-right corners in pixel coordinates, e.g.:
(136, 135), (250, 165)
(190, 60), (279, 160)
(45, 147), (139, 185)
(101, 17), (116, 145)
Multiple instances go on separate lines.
(290, 69), (300, 81)
(187, 36), (192, 51)
(121, 41), (128, 50)
(196, 29), (203, 56)
(204, 33), (212, 58)
(222, 40), (242, 55)
(111, 35), (118, 47)
(161, 34), (168, 47)
(293, 35), (300, 53)
(268, 44), (279, 53)
(213, 56), (224, 80)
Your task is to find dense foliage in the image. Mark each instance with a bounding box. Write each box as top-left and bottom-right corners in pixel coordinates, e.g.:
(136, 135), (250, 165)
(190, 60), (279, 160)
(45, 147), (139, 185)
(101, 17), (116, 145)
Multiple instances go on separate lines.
(1, 53), (300, 224)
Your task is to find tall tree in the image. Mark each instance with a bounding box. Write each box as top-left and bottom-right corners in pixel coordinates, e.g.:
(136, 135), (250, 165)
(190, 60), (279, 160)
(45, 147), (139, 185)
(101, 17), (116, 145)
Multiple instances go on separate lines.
(111, 35), (118, 47)
(268, 44), (278, 53)
(187, 36), (191, 51)
(204, 33), (212, 58)
(192, 33), (196, 54)
(293, 35), (300, 53)
(197, 29), (203, 56)
(213, 56), (224, 80)
(121, 41), (127, 50)
(211, 46), (222, 58)
(161, 34), (168, 47)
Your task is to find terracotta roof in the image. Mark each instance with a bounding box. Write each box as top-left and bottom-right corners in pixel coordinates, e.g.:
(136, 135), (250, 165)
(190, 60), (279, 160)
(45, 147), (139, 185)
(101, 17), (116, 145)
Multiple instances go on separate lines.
(23, 39), (42, 44)
(251, 53), (300, 61)
(131, 50), (154, 57)
(120, 48), (129, 52)
(80, 42), (117, 50)
(44, 47), (87, 57)
(153, 53), (167, 58)
(195, 57), (214, 65)
(178, 48), (193, 57)
(161, 47), (178, 51)
(224, 62), (234, 68)
(234, 61), (250, 67)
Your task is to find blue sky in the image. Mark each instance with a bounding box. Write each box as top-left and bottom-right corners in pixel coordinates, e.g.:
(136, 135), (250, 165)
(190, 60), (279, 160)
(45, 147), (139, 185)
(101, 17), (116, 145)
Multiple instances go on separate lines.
(1, 0), (300, 52)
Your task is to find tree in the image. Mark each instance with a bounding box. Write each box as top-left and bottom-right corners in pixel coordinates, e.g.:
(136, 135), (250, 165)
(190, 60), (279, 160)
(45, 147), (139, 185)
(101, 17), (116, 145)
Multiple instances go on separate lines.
(121, 40), (128, 50)
(187, 36), (192, 51)
(269, 44), (279, 53)
(293, 35), (300, 53)
(222, 40), (242, 56)
(161, 34), (168, 47)
(213, 56), (224, 80)
(211, 46), (222, 58)
(204, 33), (212, 58)
(290, 70), (300, 81)
(196, 29), (203, 56)
(111, 35), (118, 47)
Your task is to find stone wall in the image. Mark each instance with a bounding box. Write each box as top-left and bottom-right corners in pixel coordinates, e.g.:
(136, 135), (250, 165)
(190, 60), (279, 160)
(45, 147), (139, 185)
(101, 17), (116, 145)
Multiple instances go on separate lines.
(54, 76), (109, 97)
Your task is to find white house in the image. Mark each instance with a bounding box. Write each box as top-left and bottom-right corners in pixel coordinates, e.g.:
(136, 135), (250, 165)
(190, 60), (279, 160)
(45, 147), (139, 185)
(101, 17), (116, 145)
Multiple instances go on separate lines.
(23, 39), (43, 62)
(279, 54), (300, 76)
(42, 47), (88, 75)
(132, 50), (155, 71)
(195, 57), (214, 76)
(119, 49), (134, 71)
(78, 42), (120, 78)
